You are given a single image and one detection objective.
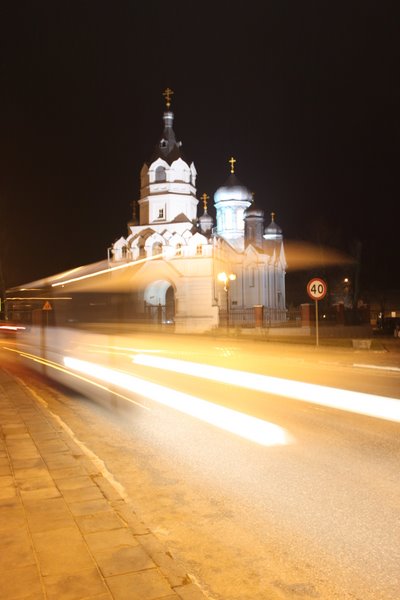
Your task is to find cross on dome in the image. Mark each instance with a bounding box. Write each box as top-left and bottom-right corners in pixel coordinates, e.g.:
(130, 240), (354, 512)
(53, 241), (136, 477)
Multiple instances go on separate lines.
(201, 193), (209, 211)
(163, 87), (174, 109)
(229, 156), (236, 174)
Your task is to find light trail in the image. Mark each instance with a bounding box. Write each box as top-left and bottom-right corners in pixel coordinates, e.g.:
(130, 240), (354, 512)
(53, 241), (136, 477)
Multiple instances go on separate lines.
(132, 353), (400, 424)
(63, 356), (291, 447)
(3, 347), (150, 411)
(51, 253), (166, 287)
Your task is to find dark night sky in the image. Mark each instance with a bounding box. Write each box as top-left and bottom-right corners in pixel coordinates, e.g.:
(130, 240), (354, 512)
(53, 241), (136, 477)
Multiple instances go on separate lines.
(1, 1), (399, 296)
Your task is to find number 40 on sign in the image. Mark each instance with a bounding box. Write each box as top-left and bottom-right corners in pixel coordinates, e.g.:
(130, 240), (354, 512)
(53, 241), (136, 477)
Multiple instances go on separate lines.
(307, 278), (327, 301)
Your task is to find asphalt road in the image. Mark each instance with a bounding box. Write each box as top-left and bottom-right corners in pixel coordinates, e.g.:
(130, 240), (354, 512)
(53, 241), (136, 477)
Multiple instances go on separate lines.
(2, 333), (400, 599)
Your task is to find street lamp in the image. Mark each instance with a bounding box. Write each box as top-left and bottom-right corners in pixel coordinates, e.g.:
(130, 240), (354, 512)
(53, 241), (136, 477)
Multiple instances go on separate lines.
(217, 272), (236, 330)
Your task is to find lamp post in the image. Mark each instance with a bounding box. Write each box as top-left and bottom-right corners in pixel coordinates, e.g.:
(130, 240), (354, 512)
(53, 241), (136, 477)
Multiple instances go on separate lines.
(217, 272), (236, 331)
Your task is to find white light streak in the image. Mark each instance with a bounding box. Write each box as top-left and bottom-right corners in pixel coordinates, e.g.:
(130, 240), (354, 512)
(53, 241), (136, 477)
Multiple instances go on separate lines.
(64, 357), (290, 447)
(132, 354), (400, 424)
(52, 253), (166, 287)
(3, 347), (150, 411)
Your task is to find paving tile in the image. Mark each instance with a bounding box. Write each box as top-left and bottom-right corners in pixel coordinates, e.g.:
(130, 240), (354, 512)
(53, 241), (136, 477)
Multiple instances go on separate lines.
(7, 446), (41, 460)
(28, 424), (56, 435)
(17, 474), (55, 491)
(0, 483), (17, 500)
(20, 485), (61, 501)
(0, 528), (36, 570)
(0, 458), (11, 476)
(84, 528), (139, 553)
(0, 496), (21, 510)
(50, 466), (87, 480)
(43, 454), (79, 470)
(78, 456), (100, 476)
(6, 433), (32, 443)
(43, 567), (108, 600)
(12, 457), (47, 471)
(24, 496), (75, 533)
(32, 526), (95, 576)
(111, 502), (149, 535)
(0, 474), (14, 487)
(0, 502), (26, 532)
(61, 484), (105, 503)
(93, 475), (122, 501)
(76, 510), (125, 534)
(56, 475), (94, 491)
(95, 544), (156, 577)
(2, 424), (28, 435)
(68, 498), (111, 517)
(0, 563), (43, 599)
(106, 568), (173, 600)
(35, 439), (70, 454)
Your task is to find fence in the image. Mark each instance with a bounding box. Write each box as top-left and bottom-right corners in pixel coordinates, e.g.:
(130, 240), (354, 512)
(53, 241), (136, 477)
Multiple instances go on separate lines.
(220, 307), (301, 329)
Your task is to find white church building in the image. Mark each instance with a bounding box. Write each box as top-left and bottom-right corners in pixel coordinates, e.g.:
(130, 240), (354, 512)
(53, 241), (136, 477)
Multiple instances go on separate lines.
(109, 90), (287, 333)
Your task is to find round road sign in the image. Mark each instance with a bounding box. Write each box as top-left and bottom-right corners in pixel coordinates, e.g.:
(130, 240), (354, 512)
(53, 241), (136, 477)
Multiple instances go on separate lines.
(307, 278), (327, 301)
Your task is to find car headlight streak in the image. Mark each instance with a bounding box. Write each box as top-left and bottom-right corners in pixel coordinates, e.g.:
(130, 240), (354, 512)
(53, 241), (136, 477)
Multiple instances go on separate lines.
(63, 356), (290, 447)
(132, 353), (400, 424)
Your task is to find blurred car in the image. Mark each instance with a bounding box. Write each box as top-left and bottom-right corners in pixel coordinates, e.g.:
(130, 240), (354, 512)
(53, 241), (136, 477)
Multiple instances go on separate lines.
(0, 321), (27, 337)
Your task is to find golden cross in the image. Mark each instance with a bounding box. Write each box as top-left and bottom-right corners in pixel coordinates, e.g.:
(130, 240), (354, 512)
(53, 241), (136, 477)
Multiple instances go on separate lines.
(201, 193), (209, 211)
(229, 156), (236, 174)
(271, 212), (276, 221)
(163, 88), (174, 109)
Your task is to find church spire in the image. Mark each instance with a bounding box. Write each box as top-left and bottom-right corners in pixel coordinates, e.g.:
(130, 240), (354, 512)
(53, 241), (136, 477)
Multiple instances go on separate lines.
(148, 88), (183, 164)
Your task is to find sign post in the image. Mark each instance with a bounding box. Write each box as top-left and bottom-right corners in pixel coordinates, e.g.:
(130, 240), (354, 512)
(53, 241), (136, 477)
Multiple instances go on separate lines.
(307, 278), (327, 347)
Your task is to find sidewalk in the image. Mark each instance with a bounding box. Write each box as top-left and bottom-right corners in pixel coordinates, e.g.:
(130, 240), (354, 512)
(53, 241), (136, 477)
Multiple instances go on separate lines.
(0, 366), (208, 600)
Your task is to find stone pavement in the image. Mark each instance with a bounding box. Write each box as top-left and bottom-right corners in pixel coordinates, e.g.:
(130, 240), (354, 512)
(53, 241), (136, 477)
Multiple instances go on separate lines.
(0, 366), (208, 600)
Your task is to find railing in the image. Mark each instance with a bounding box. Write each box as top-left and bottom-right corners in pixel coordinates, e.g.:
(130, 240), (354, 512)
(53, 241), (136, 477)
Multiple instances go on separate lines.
(219, 307), (301, 329)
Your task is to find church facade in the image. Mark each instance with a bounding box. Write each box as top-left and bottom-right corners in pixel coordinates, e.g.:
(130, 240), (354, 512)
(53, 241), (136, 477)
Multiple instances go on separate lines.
(108, 90), (287, 333)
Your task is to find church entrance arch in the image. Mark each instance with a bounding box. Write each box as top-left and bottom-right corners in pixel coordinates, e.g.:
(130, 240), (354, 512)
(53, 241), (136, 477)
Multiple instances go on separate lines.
(144, 280), (175, 325)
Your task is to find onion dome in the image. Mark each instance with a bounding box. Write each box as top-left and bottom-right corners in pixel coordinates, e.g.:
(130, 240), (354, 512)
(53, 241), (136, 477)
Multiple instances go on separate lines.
(214, 173), (253, 204)
(264, 212), (283, 240)
(244, 202), (264, 219)
(214, 155), (252, 204)
(198, 193), (214, 234)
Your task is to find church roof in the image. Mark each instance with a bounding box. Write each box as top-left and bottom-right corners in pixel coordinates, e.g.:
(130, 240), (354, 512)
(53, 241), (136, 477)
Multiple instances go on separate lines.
(244, 202), (264, 218)
(214, 173), (252, 204)
(264, 212), (282, 236)
(171, 212), (195, 224)
(147, 110), (189, 166)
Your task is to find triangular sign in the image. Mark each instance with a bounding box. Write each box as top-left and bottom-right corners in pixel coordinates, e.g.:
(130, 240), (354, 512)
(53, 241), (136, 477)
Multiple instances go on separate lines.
(42, 301), (52, 311)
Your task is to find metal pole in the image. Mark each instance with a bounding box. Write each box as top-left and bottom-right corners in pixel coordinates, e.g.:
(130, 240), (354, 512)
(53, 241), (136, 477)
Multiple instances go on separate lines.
(315, 299), (319, 347)
(226, 286), (229, 332)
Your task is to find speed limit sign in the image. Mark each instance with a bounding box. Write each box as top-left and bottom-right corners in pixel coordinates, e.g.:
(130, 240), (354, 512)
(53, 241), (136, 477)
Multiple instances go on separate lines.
(307, 278), (327, 301)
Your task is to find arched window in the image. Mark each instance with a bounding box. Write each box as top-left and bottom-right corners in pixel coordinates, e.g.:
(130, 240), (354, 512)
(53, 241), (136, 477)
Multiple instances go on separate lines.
(155, 166), (166, 182)
(175, 243), (182, 256)
(196, 244), (203, 255)
(152, 242), (163, 256)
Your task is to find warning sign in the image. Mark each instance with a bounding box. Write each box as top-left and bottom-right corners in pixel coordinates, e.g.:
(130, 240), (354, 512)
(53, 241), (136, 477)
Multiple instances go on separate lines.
(42, 301), (52, 311)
